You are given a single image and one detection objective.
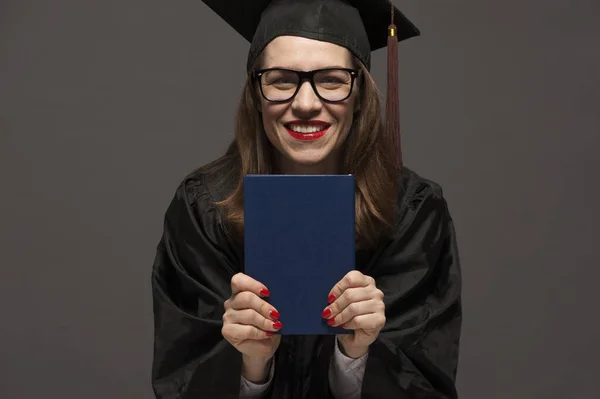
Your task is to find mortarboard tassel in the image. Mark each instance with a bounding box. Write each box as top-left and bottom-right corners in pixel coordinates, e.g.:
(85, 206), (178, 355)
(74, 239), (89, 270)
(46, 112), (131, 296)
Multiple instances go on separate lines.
(386, 3), (402, 170)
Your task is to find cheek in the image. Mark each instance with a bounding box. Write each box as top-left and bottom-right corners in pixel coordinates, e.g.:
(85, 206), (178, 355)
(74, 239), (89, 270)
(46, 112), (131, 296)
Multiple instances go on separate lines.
(263, 110), (279, 127)
(332, 105), (356, 133)
(261, 105), (287, 141)
(263, 102), (290, 123)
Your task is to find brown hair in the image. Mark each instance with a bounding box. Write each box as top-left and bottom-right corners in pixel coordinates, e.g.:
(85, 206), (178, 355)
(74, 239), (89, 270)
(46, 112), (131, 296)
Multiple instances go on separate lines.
(203, 59), (399, 250)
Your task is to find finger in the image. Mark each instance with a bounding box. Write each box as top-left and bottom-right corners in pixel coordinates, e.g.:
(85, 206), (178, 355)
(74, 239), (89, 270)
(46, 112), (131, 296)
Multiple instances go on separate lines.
(325, 299), (384, 327)
(222, 322), (274, 342)
(322, 286), (376, 319)
(327, 270), (375, 305)
(223, 308), (283, 332)
(231, 272), (271, 297)
(230, 291), (281, 321)
(338, 312), (386, 331)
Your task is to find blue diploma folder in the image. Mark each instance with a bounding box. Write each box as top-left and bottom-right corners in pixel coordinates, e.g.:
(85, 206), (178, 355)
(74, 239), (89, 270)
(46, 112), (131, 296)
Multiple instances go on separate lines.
(243, 174), (355, 335)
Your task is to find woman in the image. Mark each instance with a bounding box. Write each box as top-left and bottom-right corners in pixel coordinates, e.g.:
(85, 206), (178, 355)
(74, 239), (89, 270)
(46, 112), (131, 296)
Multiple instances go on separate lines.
(150, 0), (462, 398)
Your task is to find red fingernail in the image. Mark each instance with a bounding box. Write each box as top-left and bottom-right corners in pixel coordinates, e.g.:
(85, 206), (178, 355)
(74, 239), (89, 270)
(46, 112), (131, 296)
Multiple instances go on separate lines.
(327, 294), (336, 304)
(327, 318), (336, 326)
(273, 321), (283, 329)
(266, 331), (274, 336)
(322, 308), (331, 318)
(260, 288), (270, 297)
(269, 310), (280, 320)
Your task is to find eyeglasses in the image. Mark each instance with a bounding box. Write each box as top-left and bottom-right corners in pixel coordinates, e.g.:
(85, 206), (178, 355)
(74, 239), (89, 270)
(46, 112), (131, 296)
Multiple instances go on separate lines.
(253, 68), (359, 103)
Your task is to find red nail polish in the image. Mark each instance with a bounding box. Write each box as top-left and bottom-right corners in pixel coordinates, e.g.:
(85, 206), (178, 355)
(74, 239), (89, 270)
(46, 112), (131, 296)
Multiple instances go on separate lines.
(260, 288), (270, 297)
(269, 310), (280, 319)
(327, 294), (336, 304)
(327, 318), (336, 326)
(266, 331), (274, 336)
(322, 308), (331, 318)
(273, 321), (283, 329)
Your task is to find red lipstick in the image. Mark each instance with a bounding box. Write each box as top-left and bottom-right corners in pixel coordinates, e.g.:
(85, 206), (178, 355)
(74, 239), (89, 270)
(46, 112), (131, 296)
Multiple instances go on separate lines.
(284, 120), (331, 141)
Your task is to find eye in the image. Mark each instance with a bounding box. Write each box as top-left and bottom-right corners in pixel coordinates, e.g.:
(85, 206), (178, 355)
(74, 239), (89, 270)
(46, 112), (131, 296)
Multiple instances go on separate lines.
(321, 77), (345, 84)
(315, 70), (351, 88)
(262, 70), (298, 88)
(272, 78), (296, 85)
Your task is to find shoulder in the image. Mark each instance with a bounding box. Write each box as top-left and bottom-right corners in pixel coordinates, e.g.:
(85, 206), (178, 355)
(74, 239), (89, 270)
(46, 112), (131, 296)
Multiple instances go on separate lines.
(399, 166), (445, 199)
(170, 160), (239, 208)
(396, 166), (451, 224)
(163, 161), (237, 228)
(360, 167), (458, 278)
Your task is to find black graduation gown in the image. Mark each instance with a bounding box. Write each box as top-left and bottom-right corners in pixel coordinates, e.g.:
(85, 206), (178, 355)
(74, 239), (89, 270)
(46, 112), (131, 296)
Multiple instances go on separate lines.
(150, 166), (462, 399)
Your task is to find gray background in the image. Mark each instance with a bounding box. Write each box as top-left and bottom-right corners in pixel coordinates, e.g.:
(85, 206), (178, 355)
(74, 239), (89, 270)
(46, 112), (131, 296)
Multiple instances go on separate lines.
(1, 0), (598, 398)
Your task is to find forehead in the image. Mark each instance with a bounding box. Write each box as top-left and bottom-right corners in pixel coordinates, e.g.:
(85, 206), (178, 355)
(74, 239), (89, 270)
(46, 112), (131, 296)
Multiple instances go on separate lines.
(261, 35), (354, 70)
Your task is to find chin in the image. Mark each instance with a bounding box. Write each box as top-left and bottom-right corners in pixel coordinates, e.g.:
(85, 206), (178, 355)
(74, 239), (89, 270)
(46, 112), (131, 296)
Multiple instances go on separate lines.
(279, 148), (340, 174)
(267, 129), (344, 172)
(287, 148), (331, 164)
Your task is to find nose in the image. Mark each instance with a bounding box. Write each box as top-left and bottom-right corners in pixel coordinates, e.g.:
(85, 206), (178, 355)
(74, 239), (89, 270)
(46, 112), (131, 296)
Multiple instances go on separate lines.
(291, 80), (322, 115)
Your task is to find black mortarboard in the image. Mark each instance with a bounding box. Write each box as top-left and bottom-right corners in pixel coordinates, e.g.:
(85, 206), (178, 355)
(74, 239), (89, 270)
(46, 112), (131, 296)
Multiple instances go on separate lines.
(200, 0), (421, 170)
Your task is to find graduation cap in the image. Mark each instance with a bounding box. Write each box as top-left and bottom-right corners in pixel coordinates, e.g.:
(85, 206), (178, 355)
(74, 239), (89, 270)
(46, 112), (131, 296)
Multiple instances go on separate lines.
(200, 0), (420, 170)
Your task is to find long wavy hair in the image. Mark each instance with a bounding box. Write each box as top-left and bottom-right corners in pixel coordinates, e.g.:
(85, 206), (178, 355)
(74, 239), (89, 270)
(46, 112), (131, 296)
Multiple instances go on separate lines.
(202, 57), (399, 250)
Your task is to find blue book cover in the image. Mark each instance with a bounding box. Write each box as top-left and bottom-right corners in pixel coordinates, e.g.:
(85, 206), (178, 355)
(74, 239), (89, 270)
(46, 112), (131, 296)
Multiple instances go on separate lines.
(243, 174), (355, 335)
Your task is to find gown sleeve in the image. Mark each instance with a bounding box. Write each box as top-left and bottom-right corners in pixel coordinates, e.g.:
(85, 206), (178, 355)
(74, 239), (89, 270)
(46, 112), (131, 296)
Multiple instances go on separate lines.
(150, 174), (245, 399)
(359, 179), (462, 399)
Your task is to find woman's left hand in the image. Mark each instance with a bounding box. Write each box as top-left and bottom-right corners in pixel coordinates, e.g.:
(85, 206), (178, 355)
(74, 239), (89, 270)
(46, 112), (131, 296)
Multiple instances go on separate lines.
(322, 270), (386, 358)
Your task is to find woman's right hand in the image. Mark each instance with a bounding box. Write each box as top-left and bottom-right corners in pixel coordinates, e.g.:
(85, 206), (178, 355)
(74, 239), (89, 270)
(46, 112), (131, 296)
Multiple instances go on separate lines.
(222, 272), (282, 363)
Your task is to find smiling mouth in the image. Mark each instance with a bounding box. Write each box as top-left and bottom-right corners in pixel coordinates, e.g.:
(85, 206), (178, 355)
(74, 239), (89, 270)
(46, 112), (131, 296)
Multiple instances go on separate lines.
(284, 121), (331, 141)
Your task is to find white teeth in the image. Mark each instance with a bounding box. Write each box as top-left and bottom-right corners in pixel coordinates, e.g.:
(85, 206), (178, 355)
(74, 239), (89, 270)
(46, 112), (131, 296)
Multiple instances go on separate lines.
(289, 124), (326, 133)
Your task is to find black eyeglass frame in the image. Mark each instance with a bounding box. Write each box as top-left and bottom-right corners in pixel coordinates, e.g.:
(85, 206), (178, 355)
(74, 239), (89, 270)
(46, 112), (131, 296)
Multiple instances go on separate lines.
(252, 67), (360, 103)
